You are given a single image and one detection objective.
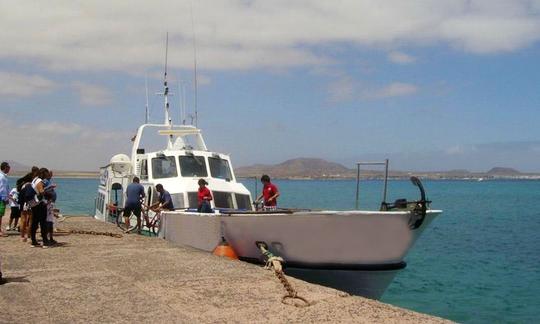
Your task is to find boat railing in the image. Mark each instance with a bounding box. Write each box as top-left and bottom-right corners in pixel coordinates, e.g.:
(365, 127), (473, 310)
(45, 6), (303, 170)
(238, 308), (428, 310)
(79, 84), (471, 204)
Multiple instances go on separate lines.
(355, 159), (389, 210)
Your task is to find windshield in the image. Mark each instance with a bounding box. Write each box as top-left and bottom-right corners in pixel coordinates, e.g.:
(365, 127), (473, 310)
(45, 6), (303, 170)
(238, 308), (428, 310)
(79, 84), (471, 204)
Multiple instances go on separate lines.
(179, 155), (207, 177)
(209, 157), (232, 180)
(151, 156), (178, 179)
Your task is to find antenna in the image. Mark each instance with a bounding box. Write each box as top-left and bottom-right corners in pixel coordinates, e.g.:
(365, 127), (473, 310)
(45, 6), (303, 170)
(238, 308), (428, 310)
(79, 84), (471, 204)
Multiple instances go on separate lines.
(145, 75), (149, 123)
(178, 78), (187, 125)
(155, 32), (174, 149)
(163, 32), (171, 127)
(190, 0), (198, 127)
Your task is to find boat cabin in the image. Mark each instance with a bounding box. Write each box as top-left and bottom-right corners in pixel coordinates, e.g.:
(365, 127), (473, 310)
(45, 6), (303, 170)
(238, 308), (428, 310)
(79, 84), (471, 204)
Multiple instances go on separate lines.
(95, 124), (253, 222)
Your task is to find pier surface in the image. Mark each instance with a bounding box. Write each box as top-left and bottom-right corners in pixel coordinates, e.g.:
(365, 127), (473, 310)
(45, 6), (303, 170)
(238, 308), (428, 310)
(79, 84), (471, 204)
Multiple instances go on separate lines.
(0, 216), (451, 323)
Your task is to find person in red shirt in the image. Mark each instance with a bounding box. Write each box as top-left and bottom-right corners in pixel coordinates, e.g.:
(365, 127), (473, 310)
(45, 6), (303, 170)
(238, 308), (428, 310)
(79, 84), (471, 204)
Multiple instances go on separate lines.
(256, 175), (280, 210)
(197, 179), (213, 213)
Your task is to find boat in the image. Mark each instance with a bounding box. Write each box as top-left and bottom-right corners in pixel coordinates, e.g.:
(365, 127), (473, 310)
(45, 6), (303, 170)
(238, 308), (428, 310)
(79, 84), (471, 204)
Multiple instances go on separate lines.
(94, 46), (442, 300)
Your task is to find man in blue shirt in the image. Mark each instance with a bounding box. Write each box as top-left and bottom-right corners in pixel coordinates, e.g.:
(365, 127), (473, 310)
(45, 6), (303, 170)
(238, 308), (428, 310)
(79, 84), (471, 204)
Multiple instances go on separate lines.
(150, 184), (174, 211)
(0, 162), (11, 237)
(124, 177), (145, 233)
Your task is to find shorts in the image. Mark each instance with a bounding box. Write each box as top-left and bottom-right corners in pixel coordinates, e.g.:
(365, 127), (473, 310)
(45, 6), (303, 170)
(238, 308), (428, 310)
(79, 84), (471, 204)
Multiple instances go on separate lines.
(0, 201), (5, 216)
(10, 206), (21, 218)
(123, 205), (141, 218)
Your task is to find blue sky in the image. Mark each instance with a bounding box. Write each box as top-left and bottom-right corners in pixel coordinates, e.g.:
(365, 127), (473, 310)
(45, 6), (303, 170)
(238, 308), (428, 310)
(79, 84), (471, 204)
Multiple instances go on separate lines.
(1, 1), (540, 172)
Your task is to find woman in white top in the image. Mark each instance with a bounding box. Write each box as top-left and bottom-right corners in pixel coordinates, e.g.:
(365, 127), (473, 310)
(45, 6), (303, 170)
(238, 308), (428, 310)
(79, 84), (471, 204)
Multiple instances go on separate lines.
(7, 188), (20, 231)
(30, 168), (51, 248)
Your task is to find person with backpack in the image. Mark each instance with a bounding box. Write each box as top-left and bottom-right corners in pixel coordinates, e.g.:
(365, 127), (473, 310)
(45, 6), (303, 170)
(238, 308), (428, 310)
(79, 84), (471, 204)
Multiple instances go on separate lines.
(17, 167), (39, 242)
(30, 168), (51, 248)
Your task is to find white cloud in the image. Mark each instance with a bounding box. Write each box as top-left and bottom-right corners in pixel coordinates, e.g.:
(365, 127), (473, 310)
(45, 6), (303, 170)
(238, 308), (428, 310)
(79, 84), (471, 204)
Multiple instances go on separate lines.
(327, 77), (418, 102)
(72, 82), (114, 106)
(327, 76), (358, 103)
(0, 72), (57, 97)
(0, 1), (538, 73)
(0, 119), (132, 170)
(445, 145), (466, 155)
(388, 51), (416, 64)
(370, 82), (418, 99)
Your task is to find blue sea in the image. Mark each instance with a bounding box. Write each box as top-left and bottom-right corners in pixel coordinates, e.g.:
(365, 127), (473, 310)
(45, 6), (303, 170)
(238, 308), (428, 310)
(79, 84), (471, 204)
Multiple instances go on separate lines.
(7, 177), (539, 323)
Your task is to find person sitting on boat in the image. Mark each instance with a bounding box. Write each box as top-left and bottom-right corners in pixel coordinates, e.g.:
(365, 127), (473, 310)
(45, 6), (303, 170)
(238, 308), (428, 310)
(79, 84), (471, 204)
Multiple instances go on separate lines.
(197, 179), (213, 213)
(256, 175), (280, 211)
(149, 184), (174, 211)
(124, 177), (145, 233)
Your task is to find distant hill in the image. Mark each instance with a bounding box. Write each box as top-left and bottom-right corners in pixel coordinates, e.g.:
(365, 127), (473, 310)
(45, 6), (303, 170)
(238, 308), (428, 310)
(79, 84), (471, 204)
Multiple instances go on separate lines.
(486, 167), (521, 176)
(4, 160), (31, 172)
(236, 158), (355, 178)
(236, 158), (538, 180)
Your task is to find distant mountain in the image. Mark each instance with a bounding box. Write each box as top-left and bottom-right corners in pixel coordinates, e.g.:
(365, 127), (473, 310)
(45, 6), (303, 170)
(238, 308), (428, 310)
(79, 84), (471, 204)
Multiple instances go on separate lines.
(4, 160), (31, 173)
(486, 167), (521, 176)
(236, 158), (538, 180)
(236, 158), (355, 178)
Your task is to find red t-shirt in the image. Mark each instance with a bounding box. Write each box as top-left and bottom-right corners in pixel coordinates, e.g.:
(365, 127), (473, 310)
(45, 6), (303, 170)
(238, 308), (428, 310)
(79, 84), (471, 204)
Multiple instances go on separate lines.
(198, 187), (212, 205)
(263, 183), (278, 206)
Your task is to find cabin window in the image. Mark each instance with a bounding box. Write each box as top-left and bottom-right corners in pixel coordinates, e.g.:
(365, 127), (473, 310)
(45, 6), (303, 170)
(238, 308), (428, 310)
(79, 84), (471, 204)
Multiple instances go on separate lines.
(140, 159), (148, 180)
(179, 156), (208, 177)
(170, 193), (185, 209)
(213, 191), (234, 209)
(235, 194), (251, 210)
(152, 156), (178, 179)
(209, 157), (232, 180)
(187, 192), (198, 208)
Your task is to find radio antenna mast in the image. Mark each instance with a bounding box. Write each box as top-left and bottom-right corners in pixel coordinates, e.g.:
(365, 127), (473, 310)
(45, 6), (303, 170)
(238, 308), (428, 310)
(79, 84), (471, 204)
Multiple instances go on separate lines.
(190, 0), (198, 127)
(145, 75), (149, 123)
(156, 32), (174, 149)
(178, 78), (187, 125)
(163, 32), (171, 127)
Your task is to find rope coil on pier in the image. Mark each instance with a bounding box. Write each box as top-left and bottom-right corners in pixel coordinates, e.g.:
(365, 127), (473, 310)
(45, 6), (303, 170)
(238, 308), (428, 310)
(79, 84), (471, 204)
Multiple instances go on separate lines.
(256, 241), (310, 307)
(58, 229), (123, 238)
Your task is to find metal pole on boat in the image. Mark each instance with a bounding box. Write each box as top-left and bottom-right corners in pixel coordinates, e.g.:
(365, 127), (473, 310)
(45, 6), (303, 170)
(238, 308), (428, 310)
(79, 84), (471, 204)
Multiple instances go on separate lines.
(190, 0), (198, 127)
(383, 159), (389, 204)
(355, 164), (360, 210)
(254, 176), (258, 199)
(355, 160), (389, 210)
(145, 76), (149, 124)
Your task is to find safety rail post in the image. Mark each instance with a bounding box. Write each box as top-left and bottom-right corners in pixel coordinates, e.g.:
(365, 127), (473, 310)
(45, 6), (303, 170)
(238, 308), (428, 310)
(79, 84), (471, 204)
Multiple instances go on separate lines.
(355, 160), (389, 210)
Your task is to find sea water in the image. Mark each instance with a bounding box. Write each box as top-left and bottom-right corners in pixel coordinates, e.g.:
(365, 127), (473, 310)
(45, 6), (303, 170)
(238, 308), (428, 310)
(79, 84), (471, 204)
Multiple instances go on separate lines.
(7, 177), (539, 323)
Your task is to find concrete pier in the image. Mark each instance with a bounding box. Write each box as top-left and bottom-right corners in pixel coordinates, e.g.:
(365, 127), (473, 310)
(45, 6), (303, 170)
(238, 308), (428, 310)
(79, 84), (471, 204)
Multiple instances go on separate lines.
(0, 216), (451, 323)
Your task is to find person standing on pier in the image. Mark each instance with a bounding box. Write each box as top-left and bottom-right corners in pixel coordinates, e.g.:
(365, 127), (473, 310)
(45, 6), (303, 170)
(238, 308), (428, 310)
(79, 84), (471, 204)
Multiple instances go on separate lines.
(17, 167), (38, 243)
(7, 187), (20, 231)
(30, 168), (51, 247)
(256, 175), (280, 211)
(0, 162), (11, 237)
(124, 177), (145, 233)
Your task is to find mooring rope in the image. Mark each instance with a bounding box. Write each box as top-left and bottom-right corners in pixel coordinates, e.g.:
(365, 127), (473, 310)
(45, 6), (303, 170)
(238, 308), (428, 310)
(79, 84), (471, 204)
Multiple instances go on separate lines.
(256, 241), (310, 307)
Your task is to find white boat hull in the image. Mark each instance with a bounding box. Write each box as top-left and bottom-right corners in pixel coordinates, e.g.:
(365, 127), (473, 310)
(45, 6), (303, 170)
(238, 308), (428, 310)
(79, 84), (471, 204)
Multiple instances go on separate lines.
(160, 209), (441, 299)
(285, 267), (402, 299)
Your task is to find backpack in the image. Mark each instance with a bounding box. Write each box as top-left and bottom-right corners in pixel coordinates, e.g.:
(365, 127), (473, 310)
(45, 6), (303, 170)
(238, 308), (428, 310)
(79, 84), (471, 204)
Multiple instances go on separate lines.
(19, 183), (37, 205)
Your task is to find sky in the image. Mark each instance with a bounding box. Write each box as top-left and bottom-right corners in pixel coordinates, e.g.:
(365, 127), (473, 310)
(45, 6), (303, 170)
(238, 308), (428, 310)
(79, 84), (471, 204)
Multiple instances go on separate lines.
(1, 0), (540, 172)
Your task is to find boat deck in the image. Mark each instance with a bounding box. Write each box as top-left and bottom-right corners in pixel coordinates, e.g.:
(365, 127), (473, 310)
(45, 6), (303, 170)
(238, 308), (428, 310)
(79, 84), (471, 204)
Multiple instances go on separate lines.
(0, 216), (451, 323)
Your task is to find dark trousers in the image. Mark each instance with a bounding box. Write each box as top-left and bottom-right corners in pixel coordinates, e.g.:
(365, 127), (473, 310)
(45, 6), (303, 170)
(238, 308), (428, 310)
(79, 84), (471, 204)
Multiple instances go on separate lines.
(197, 200), (213, 213)
(31, 203), (48, 244)
(46, 221), (54, 240)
